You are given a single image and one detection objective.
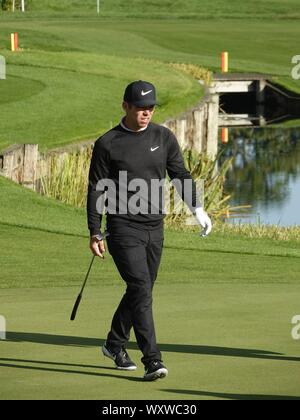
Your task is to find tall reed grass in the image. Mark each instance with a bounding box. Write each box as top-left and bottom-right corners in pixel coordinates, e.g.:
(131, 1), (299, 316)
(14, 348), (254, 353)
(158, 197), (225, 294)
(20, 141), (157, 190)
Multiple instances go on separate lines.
(40, 147), (300, 241)
(41, 146), (238, 223)
(169, 63), (212, 86)
(164, 150), (249, 228)
(214, 222), (300, 242)
(168, 219), (300, 242)
(41, 147), (92, 208)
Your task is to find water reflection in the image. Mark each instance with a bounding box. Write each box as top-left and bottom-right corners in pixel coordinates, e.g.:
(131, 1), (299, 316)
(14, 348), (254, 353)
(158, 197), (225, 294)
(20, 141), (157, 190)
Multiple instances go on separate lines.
(219, 127), (300, 226)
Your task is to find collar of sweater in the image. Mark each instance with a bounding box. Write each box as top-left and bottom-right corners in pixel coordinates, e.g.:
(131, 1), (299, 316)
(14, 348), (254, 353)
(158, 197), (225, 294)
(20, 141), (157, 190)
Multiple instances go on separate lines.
(120, 118), (148, 133)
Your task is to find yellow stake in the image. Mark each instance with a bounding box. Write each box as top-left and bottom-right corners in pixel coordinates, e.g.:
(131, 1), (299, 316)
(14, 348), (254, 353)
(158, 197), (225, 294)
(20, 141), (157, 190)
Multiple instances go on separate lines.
(11, 33), (15, 52)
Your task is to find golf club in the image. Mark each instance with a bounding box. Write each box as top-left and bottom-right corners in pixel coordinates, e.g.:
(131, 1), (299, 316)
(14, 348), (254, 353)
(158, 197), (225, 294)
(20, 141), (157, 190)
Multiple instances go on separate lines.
(70, 231), (109, 321)
(200, 227), (209, 237)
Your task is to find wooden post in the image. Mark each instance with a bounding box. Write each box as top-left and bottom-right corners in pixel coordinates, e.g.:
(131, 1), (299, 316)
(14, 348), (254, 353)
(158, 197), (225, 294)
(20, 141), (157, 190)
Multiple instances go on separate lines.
(186, 112), (196, 150)
(0, 315), (6, 340)
(23, 144), (39, 190)
(0, 55), (6, 80)
(193, 108), (205, 152)
(256, 79), (266, 126)
(0, 147), (15, 178)
(256, 79), (266, 104)
(176, 119), (187, 150)
(0, 144), (39, 190)
(0, 144), (25, 184)
(206, 94), (219, 158)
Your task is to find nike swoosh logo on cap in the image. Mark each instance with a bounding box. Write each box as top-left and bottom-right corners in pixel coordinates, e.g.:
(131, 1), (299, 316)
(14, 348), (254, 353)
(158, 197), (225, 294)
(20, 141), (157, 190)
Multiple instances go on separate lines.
(151, 146), (159, 152)
(141, 90), (153, 96)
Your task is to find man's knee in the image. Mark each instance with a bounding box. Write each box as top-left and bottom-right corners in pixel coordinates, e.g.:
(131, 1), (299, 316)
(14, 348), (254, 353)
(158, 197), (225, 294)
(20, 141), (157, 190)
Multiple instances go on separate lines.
(126, 283), (152, 307)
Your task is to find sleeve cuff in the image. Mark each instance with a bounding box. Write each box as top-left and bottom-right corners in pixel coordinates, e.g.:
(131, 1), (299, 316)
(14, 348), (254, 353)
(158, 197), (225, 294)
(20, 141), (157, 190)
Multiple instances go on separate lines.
(89, 228), (102, 237)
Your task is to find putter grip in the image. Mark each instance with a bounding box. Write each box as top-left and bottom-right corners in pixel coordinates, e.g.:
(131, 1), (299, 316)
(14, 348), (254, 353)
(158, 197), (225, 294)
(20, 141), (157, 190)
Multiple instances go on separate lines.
(70, 294), (82, 321)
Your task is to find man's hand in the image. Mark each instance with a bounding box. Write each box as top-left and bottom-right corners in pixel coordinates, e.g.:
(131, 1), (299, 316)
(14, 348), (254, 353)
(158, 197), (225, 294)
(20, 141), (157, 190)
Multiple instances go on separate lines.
(195, 207), (212, 236)
(90, 236), (106, 258)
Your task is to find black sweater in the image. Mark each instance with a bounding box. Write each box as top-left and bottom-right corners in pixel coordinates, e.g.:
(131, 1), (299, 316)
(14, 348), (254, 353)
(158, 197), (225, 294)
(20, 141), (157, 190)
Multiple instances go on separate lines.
(87, 122), (201, 235)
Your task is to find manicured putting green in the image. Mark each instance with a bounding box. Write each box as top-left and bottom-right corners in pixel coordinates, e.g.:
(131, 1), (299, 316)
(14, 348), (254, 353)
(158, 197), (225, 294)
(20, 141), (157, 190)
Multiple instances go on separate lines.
(0, 177), (300, 399)
(1, 282), (300, 400)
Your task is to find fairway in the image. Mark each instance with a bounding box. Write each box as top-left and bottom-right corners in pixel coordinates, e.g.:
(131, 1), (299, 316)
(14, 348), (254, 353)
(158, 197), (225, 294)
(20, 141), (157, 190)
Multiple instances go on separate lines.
(1, 8), (300, 150)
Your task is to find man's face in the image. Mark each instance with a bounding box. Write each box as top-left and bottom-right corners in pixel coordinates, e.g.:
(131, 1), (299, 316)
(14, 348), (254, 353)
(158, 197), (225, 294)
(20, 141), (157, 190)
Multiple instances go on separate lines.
(123, 102), (155, 130)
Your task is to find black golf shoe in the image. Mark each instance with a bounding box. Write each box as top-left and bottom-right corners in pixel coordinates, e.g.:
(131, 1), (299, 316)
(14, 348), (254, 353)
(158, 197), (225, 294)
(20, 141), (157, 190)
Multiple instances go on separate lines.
(102, 342), (137, 371)
(143, 360), (168, 381)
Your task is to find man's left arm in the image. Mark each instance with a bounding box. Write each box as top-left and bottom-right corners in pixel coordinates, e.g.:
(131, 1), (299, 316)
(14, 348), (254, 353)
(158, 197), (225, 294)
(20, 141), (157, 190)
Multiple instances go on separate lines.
(166, 131), (212, 235)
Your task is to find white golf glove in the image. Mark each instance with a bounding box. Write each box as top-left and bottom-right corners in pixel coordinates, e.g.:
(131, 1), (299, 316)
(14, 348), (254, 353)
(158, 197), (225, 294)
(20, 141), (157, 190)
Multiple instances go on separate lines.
(195, 207), (212, 236)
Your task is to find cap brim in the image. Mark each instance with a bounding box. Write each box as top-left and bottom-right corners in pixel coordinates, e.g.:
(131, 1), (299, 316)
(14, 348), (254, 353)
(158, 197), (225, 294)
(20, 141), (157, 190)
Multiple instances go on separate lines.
(131, 99), (158, 107)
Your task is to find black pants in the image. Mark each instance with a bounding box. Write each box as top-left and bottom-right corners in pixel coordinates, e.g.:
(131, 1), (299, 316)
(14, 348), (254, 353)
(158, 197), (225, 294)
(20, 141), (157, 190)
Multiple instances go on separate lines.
(106, 219), (164, 365)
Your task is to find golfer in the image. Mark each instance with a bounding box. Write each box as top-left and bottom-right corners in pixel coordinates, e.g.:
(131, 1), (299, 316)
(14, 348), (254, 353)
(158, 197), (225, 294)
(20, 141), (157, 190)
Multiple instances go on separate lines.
(87, 80), (212, 381)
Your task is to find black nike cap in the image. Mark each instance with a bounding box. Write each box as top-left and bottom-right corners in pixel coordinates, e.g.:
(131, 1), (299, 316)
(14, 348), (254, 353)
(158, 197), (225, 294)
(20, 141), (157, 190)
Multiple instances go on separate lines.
(123, 80), (157, 107)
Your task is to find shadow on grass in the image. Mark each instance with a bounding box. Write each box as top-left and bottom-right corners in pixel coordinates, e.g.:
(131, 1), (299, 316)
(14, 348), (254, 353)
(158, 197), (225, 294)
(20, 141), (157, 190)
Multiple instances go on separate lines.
(0, 357), (144, 382)
(161, 389), (300, 400)
(164, 245), (300, 260)
(5, 332), (300, 362)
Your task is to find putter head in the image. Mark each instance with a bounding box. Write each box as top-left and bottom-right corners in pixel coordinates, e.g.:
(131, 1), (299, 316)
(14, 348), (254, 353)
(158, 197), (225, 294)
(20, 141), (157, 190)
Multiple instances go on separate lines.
(101, 231), (110, 240)
(96, 231), (110, 241)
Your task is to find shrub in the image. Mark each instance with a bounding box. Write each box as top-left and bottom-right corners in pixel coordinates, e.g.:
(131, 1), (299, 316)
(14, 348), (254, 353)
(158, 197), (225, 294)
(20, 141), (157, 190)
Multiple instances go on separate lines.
(1, 0), (26, 11)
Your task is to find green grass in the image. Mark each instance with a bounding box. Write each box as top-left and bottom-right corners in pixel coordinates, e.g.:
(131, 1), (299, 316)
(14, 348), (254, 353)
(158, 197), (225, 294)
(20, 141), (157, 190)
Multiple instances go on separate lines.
(1, 283), (300, 400)
(0, 25), (203, 151)
(0, 175), (86, 237)
(1, 2), (300, 400)
(2, 0), (300, 19)
(1, 176), (300, 399)
(1, 5), (300, 150)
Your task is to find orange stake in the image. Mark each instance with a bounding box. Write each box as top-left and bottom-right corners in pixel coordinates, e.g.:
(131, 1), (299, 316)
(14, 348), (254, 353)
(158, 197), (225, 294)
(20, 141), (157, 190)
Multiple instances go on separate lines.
(221, 127), (229, 144)
(14, 33), (18, 51)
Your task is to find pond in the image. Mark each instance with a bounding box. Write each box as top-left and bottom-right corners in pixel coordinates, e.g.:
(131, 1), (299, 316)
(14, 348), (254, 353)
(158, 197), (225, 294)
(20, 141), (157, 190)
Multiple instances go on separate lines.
(218, 127), (300, 227)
